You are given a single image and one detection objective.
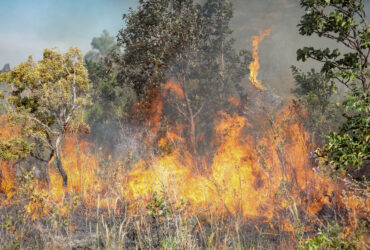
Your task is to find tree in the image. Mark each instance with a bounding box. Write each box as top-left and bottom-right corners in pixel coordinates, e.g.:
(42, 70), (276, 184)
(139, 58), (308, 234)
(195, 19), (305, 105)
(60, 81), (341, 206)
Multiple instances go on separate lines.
(0, 47), (90, 186)
(84, 31), (136, 148)
(194, 0), (250, 154)
(297, 0), (369, 92)
(84, 30), (117, 62)
(116, 0), (249, 159)
(291, 66), (339, 146)
(323, 91), (369, 179)
(116, 0), (179, 100)
(296, 0), (369, 180)
(117, 0), (206, 156)
(164, 0), (250, 157)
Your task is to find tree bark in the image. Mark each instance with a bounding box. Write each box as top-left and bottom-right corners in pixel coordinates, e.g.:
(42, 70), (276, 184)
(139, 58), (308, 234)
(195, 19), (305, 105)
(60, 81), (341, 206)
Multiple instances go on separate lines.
(180, 72), (197, 158)
(55, 135), (68, 187)
(184, 88), (197, 157)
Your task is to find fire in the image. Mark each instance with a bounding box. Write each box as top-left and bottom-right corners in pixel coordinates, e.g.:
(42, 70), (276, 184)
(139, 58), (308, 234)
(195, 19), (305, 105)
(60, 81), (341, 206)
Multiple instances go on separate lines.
(0, 116), (109, 215)
(0, 101), (368, 232)
(49, 136), (101, 205)
(0, 161), (14, 199)
(163, 80), (185, 99)
(0, 115), (21, 199)
(249, 28), (271, 90)
(124, 104), (344, 222)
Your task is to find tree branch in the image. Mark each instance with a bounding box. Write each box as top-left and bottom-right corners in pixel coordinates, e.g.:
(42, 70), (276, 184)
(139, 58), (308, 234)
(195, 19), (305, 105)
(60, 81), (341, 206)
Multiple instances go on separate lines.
(26, 115), (59, 135)
(193, 103), (204, 118)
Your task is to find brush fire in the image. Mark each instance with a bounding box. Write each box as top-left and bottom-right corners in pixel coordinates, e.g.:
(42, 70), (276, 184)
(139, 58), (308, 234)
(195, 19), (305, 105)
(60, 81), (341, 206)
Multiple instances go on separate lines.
(0, 0), (369, 248)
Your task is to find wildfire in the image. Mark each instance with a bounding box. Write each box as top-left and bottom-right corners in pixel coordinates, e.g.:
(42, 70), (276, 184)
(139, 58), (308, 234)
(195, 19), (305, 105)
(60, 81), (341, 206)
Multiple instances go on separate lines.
(0, 115), (20, 199)
(249, 28), (271, 90)
(163, 80), (185, 99)
(0, 97), (368, 233)
(125, 104), (344, 223)
(49, 137), (101, 205)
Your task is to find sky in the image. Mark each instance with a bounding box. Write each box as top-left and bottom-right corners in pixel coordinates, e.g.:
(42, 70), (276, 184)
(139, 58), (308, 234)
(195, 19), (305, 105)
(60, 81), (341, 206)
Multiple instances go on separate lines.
(1, 0), (368, 94)
(0, 0), (137, 67)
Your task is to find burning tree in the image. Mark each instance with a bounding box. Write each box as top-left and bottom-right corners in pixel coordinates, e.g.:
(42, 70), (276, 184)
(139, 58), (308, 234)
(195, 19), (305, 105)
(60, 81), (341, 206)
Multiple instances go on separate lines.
(0, 1), (368, 249)
(116, 0), (249, 159)
(0, 47), (90, 186)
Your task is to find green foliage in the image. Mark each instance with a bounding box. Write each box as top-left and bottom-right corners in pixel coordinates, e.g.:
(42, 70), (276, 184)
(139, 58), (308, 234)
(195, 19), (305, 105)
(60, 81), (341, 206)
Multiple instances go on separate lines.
(291, 66), (340, 146)
(297, 0), (369, 92)
(146, 191), (185, 218)
(0, 47), (91, 186)
(0, 137), (32, 161)
(91, 30), (115, 52)
(146, 191), (171, 218)
(117, 0), (181, 97)
(117, 0), (249, 100)
(301, 224), (362, 250)
(116, 0), (250, 155)
(84, 31), (136, 147)
(296, 0), (369, 180)
(292, 66), (336, 109)
(320, 90), (369, 177)
(84, 30), (117, 62)
(161, 236), (179, 250)
(85, 59), (135, 145)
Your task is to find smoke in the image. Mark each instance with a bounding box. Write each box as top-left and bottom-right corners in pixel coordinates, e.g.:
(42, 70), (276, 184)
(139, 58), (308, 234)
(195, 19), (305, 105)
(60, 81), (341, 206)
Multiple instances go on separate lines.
(230, 0), (370, 97)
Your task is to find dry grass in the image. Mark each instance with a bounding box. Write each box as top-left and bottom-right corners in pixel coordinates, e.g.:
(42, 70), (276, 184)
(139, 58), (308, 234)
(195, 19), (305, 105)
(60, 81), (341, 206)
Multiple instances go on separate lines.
(0, 146), (368, 249)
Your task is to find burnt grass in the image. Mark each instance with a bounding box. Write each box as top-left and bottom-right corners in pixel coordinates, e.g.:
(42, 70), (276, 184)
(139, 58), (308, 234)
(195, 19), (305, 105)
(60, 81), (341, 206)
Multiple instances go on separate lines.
(0, 193), (357, 250)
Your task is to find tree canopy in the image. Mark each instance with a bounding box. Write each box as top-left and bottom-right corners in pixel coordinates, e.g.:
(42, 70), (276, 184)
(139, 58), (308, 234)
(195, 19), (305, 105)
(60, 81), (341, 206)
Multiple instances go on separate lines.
(0, 47), (90, 186)
(297, 0), (369, 92)
(295, 0), (369, 180)
(115, 0), (249, 158)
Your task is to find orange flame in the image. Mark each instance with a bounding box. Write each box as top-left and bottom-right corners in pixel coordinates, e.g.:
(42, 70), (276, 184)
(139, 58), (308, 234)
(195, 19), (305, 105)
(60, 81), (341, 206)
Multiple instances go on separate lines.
(0, 161), (14, 200)
(0, 115), (21, 199)
(49, 137), (101, 204)
(0, 103), (367, 233)
(124, 105), (346, 223)
(249, 28), (271, 90)
(163, 80), (185, 99)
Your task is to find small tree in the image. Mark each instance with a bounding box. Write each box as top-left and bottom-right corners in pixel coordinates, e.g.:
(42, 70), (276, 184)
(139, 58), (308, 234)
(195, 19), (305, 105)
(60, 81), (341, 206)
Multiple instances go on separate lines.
(84, 31), (135, 148)
(296, 0), (369, 179)
(0, 47), (90, 186)
(291, 66), (339, 146)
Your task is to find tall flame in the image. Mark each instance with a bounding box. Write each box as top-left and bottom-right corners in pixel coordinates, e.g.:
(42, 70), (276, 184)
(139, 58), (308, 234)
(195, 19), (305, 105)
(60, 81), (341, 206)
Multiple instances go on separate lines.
(0, 91), (368, 234)
(124, 105), (344, 222)
(249, 28), (271, 90)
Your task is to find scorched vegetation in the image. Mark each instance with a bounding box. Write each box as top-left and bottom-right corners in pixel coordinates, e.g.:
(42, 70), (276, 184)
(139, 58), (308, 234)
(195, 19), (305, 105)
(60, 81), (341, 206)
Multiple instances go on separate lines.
(0, 0), (368, 249)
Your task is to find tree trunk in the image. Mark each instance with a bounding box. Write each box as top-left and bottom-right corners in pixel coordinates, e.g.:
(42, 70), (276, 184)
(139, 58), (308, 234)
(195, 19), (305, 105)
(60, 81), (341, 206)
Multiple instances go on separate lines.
(220, 39), (225, 100)
(55, 135), (68, 187)
(188, 108), (197, 156)
(221, 40), (225, 74)
(183, 82), (197, 157)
